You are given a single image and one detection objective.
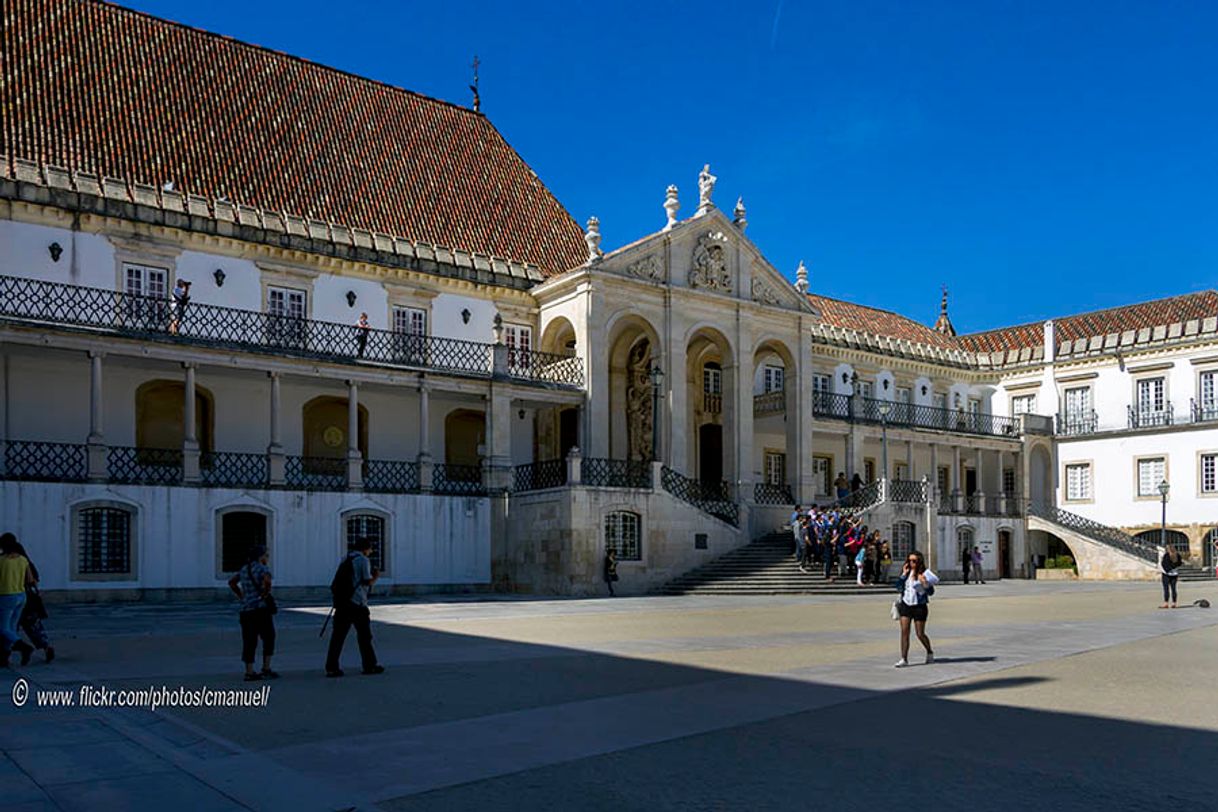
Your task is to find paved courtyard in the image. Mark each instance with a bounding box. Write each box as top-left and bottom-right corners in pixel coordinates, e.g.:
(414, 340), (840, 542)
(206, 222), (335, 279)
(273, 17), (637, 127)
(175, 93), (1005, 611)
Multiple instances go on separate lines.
(4, 580), (1218, 811)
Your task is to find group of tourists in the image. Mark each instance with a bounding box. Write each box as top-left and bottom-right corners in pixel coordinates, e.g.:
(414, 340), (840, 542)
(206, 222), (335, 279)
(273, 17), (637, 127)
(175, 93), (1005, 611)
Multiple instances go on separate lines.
(226, 536), (386, 681)
(789, 505), (893, 586)
(0, 533), (54, 667)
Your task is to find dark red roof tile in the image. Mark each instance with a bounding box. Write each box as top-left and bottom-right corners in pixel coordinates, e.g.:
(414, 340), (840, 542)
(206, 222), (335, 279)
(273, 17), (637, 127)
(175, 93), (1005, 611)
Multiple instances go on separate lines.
(806, 293), (959, 349)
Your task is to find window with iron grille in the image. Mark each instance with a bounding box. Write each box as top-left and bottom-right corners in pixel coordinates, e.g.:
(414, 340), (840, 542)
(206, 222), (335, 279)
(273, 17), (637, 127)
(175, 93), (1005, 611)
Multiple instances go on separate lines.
(937, 466), (950, 495)
(1137, 377), (1166, 415)
(1202, 454), (1217, 494)
(891, 521), (915, 561)
(1137, 457), (1166, 497)
(1011, 394), (1036, 416)
(1201, 371), (1216, 413)
(864, 459), (876, 482)
(605, 511), (641, 561)
(764, 452), (786, 486)
(346, 513), (387, 574)
(1002, 467), (1016, 495)
(122, 263), (168, 326)
(1065, 463), (1091, 501)
(78, 507), (133, 575)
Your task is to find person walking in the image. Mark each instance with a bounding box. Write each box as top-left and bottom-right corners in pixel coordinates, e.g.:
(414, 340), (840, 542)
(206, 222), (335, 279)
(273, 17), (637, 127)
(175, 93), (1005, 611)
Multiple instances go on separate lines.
(325, 538), (384, 677)
(12, 541), (52, 664)
(961, 545), (971, 585)
(822, 530), (837, 582)
(228, 544), (278, 681)
(894, 550), (939, 668)
(790, 505), (803, 560)
(1159, 545), (1182, 609)
(971, 546), (985, 584)
(604, 548), (619, 596)
(799, 517), (817, 574)
(0, 533), (35, 666)
(354, 312), (371, 358)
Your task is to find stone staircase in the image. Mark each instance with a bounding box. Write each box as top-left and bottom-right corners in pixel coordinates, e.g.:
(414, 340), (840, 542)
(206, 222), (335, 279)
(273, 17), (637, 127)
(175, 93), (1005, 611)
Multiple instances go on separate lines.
(659, 530), (885, 595)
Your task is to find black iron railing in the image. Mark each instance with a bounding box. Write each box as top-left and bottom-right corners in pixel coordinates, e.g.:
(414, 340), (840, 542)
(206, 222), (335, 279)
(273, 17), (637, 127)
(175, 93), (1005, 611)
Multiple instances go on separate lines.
(1005, 493), (1023, 517)
(939, 491), (958, 514)
(0, 274), (582, 387)
(513, 459), (568, 492)
(199, 451), (269, 488)
(753, 391), (785, 415)
(888, 479), (927, 503)
(284, 455), (346, 491)
(1192, 398), (1218, 424)
(753, 482), (794, 504)
(1056, 411), (1098, 436)
(1028, 501), (1157, 563)
(580, 458), (653, 488)
(107, 446), (183, 485)
(1128, 402), (1173, 429)
(702, 393), (723, 414)
(363, 458), (420, 493)
(3, 440), (89, 482)
(812, 392), (1019, 438)
(660, 466), (738, 526)
(847, 480), (883, 509)
(433, 463), (485, 495)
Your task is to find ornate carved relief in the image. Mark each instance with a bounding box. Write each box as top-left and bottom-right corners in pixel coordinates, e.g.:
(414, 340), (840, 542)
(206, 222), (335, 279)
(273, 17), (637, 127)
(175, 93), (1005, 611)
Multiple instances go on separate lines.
(751, 276), (781, 306)
(626, 254), (663, 282)
(625, 339), (654, 461)
(689, 232), (731, 291)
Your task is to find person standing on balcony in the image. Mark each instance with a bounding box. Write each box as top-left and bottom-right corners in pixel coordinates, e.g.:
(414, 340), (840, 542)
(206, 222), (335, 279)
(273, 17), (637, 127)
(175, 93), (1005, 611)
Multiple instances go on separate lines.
(228, 545), (278, 681)
(1159, 545), (1181, 609)
(971, 546), (985, 584)
(354, 312), (371, 358)
(168, 279), (191, 335)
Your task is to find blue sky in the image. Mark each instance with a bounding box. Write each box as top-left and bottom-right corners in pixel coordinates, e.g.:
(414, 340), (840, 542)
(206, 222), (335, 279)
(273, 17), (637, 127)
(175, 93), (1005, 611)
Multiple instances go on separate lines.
(131, 0), (1217, 334)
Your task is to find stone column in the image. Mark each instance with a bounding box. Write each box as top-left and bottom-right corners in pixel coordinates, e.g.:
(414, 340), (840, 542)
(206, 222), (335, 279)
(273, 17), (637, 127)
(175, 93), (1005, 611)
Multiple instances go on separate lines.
(417, 382), (433, 491)
(267, 372), (285, 485)
(87, 351), (107, 480)
(974, 446), (985, 514)
(928, 442), (939, 501)
(794, 316), (817, 505)
(182, 363), (200, 482)
(566, 444), (583, 485)
(905, 439), (914, 480)
(484, 388), (513, 491)
(347, 380), (363, 490)
(996, 448), (1008, 514)
(952, 445), (963, 512)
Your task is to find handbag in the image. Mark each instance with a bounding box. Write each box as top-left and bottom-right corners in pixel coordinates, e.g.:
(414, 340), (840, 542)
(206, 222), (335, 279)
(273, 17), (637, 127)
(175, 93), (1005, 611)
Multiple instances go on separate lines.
(245, 563), (278, 615)
(891, 600), (900, 621)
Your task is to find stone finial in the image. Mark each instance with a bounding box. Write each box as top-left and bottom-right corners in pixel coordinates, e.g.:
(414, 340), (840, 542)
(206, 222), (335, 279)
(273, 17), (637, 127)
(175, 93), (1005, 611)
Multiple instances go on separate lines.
(934, 284), (957, 337)
(733, 196), (747, 231)
(663, 185), (680, 231)
(584, 216), (603, 263)
(794, 260), (809, 294)
(696, 163), (716, 216)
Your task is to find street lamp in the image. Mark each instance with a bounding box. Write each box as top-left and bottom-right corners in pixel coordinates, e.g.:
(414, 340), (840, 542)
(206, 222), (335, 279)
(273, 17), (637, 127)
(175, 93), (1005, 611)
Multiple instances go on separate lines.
(878, 402), (891, 482)
(1158, 479), (1170, 550)
(649, 364), (664, 462)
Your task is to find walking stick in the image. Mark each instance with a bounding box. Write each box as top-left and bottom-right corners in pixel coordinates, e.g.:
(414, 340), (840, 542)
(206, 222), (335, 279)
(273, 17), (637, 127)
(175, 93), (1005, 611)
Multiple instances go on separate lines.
(320, 606), (334, 637)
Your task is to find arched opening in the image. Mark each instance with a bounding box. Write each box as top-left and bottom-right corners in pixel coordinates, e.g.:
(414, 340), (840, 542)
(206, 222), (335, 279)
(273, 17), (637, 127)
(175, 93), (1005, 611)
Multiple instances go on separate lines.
(686, 326), (734, 485)
(998, 528), (1013, 579)
(1029, 444), (1053, 505)
(135, 379), (214, 454)
(956, 526), (975, 573)
(1134, 529), (1191, 558)
(536, 317), (581, 461)
(302, 396), (368, 475)
(345, 511), (389, 575)
(218, 509), (269, 575)
(444, 408), (486, 468)
(1205, 528), (1218, 570)
(607, 315), (662, 462)
(539, 317), (577, 356)
(752, 338), (797, 499)
(891, 521), (916, 561)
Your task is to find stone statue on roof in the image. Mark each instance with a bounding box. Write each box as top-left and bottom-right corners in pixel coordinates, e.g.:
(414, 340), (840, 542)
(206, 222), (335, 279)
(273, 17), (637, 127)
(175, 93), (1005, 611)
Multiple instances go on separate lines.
(934, 285), (957, 337)
(697, 164), (716, 216)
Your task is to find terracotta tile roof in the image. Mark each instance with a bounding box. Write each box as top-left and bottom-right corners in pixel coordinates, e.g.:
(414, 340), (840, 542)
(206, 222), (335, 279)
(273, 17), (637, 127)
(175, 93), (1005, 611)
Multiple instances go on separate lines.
(0, 0), (587, 277)
(957, 290), (1218, 354)
(806, 293), (959, 349)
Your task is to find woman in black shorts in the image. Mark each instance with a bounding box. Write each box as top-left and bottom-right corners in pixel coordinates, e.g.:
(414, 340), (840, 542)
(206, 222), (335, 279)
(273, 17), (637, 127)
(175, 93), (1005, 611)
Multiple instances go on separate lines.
(894, 550), (939, 668)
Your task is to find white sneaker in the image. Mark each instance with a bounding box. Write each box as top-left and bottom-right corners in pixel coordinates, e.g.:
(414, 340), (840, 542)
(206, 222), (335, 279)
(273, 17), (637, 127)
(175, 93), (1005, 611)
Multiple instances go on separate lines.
(925, 652), (935, 664)
(894, 658), (908, 668)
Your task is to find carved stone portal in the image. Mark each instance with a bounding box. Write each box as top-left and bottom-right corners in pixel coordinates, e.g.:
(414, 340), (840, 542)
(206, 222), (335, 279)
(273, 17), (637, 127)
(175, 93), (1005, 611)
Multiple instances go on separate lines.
(625, 339), (654, 461)
(689, 232), (731, 291)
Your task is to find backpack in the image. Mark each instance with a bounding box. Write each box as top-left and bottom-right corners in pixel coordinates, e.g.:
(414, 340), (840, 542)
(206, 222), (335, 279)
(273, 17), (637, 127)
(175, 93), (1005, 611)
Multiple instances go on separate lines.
(330, 554), (356, 607)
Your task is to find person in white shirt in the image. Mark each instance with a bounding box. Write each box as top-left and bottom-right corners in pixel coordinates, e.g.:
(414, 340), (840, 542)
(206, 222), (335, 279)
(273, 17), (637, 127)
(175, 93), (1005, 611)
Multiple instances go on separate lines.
(894, 549), (939, 668)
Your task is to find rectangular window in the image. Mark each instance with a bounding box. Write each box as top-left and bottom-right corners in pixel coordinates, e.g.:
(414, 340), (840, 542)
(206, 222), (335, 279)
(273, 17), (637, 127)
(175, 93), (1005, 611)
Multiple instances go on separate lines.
(1137, 457), (1167, 497)
(703, 366), (722, 395)
(937, 465), (950, 495)
(864, 458), (876, 483)
(504, 323), (532, 372)
(393, 306), (427, 336)
(1065, 463), (1091, 501)
(1003, 467), (1016, 496)
(605, 511), (641, 561)
(967, 397), (981, 415)
(1011, 394), (1036, 416)
(812, 373), (831, 411)
(78, 507), (132, 575)
(1202, 454), (1217, 494)
(764, 452), (785, 486)
(896, 387), (912, 404)
(894, 462), (909, 481)
(122, 263), (168, 327)
(763, 365), (784, 393)
(266, 286), (307, 348)
(1137, 377), (1166, 416)
(812, 456), (832, 497)
(932, 392), (947, 411)
(1201, 371), (1216, 419)
(857, 380), (874, 399)
(346, 514), (387, 575)
(1064, 387), (1091, 418)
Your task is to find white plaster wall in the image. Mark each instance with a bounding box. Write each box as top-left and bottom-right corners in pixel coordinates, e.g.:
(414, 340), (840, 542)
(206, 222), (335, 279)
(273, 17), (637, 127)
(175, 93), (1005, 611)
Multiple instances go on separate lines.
(1, 481), (491, 591)
(175, 252), (261, 310)
(6, 351), (91, 442)
(0, 219), (115, 288)
(432, 292), (500, 343)
(313, 273), (389, 327)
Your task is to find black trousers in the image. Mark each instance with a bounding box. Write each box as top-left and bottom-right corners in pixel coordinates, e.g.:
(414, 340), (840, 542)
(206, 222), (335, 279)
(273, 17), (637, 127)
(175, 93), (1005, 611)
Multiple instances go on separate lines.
(239, 608), (276, 664)
(1162, 574), (1178, 603)
(325, 603), (377, 671)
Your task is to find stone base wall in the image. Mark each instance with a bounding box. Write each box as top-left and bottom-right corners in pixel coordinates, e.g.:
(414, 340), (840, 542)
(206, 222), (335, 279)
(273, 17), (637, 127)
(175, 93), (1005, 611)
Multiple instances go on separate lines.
(1027, 515), (1158, 580)
(503, 486), (745, 596)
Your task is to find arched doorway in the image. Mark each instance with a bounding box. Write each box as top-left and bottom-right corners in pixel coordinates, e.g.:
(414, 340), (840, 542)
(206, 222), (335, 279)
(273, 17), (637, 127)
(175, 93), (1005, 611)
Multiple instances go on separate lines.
(1134, 529), (1190, 558)
(302, 396), (367, 474)
(607, 315), (662, 462)
(217, 509), (269, 574)
(686, 326), (734, 485)
(136, 380), (214, 453)
(1205, 528), (1218, 570)
(998, 528), (1012, 579)
(956, 526), (974, 575)
(752, 338), (797, 498)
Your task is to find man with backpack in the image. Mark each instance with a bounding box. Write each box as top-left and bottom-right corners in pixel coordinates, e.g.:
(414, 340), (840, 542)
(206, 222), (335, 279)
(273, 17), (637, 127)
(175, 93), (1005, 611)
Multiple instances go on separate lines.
(324, 537), (384, 677)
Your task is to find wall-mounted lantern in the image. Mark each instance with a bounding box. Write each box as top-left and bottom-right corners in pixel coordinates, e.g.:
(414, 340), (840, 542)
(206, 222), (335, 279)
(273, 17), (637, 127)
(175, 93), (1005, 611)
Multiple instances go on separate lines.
(48, 242), (63, 262)
(345, 290), (357, 308)
(461, 308), (471, 324)
(213, 268), (226, 287)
